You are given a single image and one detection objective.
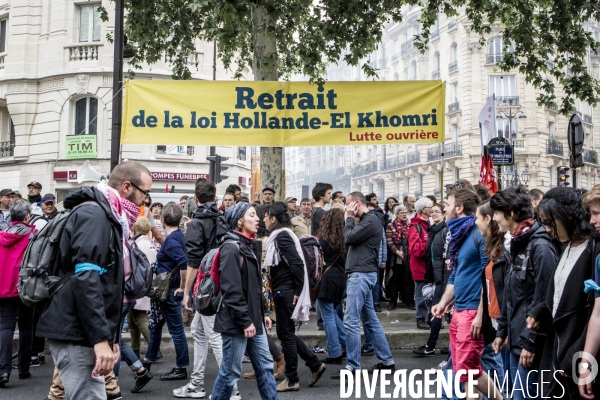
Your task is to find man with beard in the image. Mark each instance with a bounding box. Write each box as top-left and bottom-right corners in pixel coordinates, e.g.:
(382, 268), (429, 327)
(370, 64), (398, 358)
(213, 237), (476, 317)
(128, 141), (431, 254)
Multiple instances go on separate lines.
(37, 161), (152, 399)
(432, 187), (504, 400)
(27, 181), (43, 206)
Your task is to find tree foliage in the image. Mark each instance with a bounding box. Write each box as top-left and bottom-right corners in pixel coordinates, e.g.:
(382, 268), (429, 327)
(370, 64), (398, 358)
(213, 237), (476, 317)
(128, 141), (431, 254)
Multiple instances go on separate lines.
(118, 0), (600, 115)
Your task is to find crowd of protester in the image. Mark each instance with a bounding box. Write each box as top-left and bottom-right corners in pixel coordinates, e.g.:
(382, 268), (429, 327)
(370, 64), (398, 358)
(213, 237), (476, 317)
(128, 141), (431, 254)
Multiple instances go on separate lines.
(4, 169), (600, 400)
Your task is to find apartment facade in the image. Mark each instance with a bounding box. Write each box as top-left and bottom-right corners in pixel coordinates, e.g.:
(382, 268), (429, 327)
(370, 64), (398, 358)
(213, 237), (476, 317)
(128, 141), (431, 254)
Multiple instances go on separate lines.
(0, 0), (253, 200)
(286, 6), (600, 200)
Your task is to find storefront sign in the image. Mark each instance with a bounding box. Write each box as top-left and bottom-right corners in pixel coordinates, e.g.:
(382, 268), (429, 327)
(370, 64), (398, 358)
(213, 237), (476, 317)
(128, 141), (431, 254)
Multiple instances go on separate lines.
(65, 135), (97, 159)
(150, 172), (209, 182)
(122, 81), (446, 146)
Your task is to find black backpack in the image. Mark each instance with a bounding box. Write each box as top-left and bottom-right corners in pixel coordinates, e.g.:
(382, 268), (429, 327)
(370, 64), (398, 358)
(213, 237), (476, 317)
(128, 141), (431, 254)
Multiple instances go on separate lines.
(124, 237), (153, 299)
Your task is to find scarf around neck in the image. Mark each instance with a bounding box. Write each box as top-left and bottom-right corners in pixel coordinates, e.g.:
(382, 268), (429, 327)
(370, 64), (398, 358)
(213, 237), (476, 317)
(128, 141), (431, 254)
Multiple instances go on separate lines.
(511, 218), (535, 237)
(391, 218), (409, 245)
(446, 214), (476, 269)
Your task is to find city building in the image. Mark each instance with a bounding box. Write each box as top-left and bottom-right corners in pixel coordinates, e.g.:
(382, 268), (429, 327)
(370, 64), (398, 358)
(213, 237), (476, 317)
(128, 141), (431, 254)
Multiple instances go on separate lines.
(0, 0), (253, 200)
(286, 5), (600, 199)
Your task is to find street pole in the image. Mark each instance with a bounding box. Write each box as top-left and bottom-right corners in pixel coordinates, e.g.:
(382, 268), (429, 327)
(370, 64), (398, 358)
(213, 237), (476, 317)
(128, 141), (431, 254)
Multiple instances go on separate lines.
(440, 143), (444, 202)
(110, 0), (124, 172)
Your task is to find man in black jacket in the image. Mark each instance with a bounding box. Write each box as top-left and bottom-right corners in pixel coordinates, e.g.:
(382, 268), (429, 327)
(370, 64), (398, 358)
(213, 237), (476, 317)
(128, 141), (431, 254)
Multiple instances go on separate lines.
(491, 186), (559, 399)
(37, 161), (152, 399)
(333, 192), (394, 378)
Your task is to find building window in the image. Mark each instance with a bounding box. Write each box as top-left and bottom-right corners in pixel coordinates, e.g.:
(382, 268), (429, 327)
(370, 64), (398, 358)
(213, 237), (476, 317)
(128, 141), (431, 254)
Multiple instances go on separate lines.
(452, 123), (459, 142)
(451, 43), (457, 62)
(497, 118), (517, 139)
(238, 146), (247, 161)
(0, 19), (7, 53)
(378, 181), (385, 198)
(418, 173), (423, 192)
(549, 121), (555, 138)
(487, 37), (513, 62)
(454, 167), (460, 181)
(79, 4), (102, 43)
(549, 167), (555, 187)
(405, 177), (411, 195)
(451, 82), (458, 103)
(74, 97), (98, 135)
(489, 75), (516, 97)
(410, 61), (417, 80)
(403, 68), (408, 80)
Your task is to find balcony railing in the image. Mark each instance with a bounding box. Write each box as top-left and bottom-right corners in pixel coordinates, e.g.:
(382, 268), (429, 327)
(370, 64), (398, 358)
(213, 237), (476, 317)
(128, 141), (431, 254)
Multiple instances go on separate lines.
(448, 61), (458, 73)
(585, 149), (599, 164)
(584, 114), (593, 124)
(428, 142), (462, 161)
(379, 58), (387, 69)
(0, 52), (6, 69)
(431, 31), (440, 40)
(351, 161), (378, 177)
(448, 20), (457, 31)
(448, 101), (460, 113)
(547, 140), (564, 156)
(496, 96), (520, 106)
(432, 69), (440, 79)
(390, 54), (400, 63)
(511, 139), (525, 148)
(401, 38), (415, 55)
(66, 44), (102, 61)
(407, 151), (420, 164)
(383, 157), (407, 171)
(164, 52), (204, 69)
(0, 141), (13, 157)
(156, 145), (195, 155)
(486, 54), (503, 65)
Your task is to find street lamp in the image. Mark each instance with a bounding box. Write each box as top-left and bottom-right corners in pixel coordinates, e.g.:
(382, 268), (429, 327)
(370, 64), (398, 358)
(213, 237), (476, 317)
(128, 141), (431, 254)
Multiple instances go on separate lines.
(521, 168), (531, 185)
(502, 168), (531, 187)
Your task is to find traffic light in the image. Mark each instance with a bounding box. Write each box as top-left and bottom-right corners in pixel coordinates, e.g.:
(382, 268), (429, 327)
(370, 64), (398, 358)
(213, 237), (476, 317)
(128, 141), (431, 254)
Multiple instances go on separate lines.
(557, 166), (570, 187)
(215, 155), (229, 183)
(207, 153), (229, 183)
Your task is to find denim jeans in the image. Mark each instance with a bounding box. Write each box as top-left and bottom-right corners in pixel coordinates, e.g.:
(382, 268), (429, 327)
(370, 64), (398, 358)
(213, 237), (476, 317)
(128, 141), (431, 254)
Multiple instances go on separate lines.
(210, 331), (279, 400)
(317, 299), (346, 358)
(191, 312), (223, 386)
(145, 288), (189, 367)
(0, 297), (33, 376)
(49, 340), (106, 400)
(344, 272), (394, 371)
(507, 351), (539, 399)
(114, 302), (143, 376)
(441, 343), (505, 400)
(414, 280), (428, 323)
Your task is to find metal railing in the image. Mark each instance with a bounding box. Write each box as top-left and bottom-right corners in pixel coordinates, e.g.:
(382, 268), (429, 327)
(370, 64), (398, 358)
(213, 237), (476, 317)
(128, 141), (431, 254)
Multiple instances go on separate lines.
(496, 96), (520, 106)
(432, 69), (440, 79)
(401, 38), (415, 55)
(431, 31), (440, 40)
(584, 114), (593, 124)
(448, 61), (458, 73)
(448, 20), (457, 31)
(390, 54), (399, 63)
(0, 52), (6, 69)
(66, 44), (101, 61)
(448, 101), (460, 112)
(383, 157), (407, 171)
(546, 140), (564, 156)
(407, 151), (420, 164)
(0, 141), (13, 157)
(164, 52), (204, 69)
(351, 161), (377, 177)
(427, 142), (462, 161)
(486, 54), (503, 64)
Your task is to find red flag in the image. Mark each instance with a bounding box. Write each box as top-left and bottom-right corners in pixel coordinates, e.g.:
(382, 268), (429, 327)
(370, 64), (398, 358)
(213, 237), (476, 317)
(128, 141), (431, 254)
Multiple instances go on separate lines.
(487, 156), (498, 194)
(478, 155), (487, 185)
(166, 184), (169, 193)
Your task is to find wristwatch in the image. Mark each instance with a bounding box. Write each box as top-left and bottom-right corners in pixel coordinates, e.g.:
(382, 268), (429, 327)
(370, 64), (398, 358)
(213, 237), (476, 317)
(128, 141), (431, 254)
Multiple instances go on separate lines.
(579, 362), (592, 374)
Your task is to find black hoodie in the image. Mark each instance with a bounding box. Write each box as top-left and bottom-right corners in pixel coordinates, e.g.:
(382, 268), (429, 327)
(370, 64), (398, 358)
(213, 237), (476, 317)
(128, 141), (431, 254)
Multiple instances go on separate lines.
(37, 186), (124, 347)
(185, 202), (221, 269)
(344, 209), (385, 274)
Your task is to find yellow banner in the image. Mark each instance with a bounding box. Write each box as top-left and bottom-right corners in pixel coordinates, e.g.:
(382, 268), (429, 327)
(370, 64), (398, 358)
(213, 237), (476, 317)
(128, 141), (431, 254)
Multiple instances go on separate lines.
(122, 80), (445, 146)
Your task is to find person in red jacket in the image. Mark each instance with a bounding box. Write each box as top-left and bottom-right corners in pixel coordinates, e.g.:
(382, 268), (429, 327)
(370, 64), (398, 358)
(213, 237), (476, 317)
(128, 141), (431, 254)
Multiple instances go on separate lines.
(408, 197), (432, 330)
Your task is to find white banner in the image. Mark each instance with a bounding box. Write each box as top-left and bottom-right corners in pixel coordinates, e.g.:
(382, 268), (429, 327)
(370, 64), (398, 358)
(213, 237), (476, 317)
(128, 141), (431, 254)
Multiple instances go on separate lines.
(478, 97), (496, 150)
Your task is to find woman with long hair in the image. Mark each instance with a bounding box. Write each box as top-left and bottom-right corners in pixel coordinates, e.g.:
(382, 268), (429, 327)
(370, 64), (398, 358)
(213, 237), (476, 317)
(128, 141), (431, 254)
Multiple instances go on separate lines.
(210, 202), (279, 400)
(527, 187), (599, 399)
(263, 202), (326, 392)
(385, 205), (414, 310)
(384, 197), (399, 223)
(316, 208), (347, 365)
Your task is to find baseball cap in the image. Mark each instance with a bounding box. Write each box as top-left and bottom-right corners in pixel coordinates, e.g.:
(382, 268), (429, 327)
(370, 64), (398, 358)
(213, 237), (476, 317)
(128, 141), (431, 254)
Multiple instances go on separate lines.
(262, 187), (275, 194)
(0, 189), (15, 197)
(41, 194), (56, 204)
(284, 196), (297, 204)
(27, 181), (42, 190)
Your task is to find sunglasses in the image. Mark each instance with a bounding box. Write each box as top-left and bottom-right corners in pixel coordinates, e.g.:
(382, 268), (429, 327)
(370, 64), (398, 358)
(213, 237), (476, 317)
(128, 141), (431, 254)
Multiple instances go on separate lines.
(130, 181), (151, 198)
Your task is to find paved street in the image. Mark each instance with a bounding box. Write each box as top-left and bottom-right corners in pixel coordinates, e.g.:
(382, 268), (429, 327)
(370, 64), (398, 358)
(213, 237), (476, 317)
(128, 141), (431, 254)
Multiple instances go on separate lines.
(3, 350), (447, 400)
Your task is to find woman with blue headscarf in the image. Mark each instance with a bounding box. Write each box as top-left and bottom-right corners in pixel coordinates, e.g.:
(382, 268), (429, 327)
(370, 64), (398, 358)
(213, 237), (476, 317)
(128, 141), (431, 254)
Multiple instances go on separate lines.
(209, 202), (279, 400)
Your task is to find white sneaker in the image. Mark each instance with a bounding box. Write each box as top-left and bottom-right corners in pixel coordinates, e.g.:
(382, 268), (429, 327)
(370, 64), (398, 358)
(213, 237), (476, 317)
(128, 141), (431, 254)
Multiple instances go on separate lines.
(173, 382), (206, 398)
(207, 389), (242, 400)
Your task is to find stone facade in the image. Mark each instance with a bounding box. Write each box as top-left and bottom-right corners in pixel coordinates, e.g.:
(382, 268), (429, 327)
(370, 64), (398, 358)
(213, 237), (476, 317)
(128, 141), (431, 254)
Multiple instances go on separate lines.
(0, 0), (253, 200)
(286, 6), (600, 200)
